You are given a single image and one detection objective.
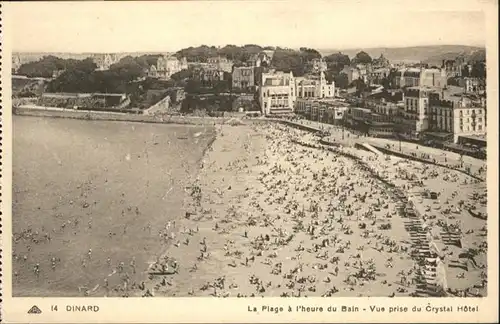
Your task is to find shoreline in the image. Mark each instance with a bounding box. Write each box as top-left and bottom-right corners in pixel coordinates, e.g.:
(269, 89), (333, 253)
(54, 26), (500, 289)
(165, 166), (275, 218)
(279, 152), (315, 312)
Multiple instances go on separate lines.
(14, 107), (485, 181)
(14, 106), (242, 126)
(11, 116), (486, 298)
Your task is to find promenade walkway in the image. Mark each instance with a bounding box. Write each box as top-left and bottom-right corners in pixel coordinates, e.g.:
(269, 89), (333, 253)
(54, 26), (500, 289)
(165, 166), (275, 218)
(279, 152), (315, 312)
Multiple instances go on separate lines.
(288, 119), (486, 182)
(361, 143), (384, 156)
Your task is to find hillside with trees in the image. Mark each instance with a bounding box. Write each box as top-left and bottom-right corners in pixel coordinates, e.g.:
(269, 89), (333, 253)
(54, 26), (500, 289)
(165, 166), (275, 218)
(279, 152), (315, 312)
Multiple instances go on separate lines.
(174, 44), (274, 65)
(320, 45), (484, 63)
(17, 56), (97, 78)
(45, 55), (177, 108)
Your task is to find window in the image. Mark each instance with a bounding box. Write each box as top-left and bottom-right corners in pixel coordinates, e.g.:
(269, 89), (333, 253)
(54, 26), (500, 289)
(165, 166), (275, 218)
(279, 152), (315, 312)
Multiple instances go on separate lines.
(478, 125), (482, 130)
(478, 117), (482, 122)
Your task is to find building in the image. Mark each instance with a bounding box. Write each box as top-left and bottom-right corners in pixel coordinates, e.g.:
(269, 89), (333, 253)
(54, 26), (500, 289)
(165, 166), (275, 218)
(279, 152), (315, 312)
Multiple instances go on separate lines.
(428, 88), (486, 143)
(259, 71), (296, 115)
(364, 91), (403, 123)
(367, 68), (390, 84)
(295, 98), (348, 124)
(198, 69), (225, 85)
(342, 65), (370, 85)
(345, 107), (372, 133)
(344, 106), (397, 137)
(232, 67), (255, 91)
(148, 65), (158, 78)
(372, 54), (391, 68)
(12, 55), (22, 72)
(92, 54), (121, 71)
(393, 68), (447, 89)
(310, 58), (328, 73)
(459, 77), (485, 94)
(248, 52), (273, 67)
(187, 62), (209, 69)
(207, 56), (233, 73)
(442, 57), (468, 78)
(52, 70), (65, 78)
(153, 55), (188, 80)
(295, 72), (335, 99)
(402, 87), (435, 136)
(166, 87), (186, 103)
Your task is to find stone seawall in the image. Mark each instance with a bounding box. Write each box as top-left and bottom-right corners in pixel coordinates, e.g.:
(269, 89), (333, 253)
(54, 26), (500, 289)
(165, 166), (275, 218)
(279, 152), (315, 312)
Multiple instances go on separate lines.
(15, 106), (236, 126)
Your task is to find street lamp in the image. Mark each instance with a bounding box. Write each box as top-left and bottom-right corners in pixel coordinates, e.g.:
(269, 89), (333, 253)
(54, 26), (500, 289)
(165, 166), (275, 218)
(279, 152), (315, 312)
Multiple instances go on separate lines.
(342, 120), (345, 140)
(397, 130), (402, 152)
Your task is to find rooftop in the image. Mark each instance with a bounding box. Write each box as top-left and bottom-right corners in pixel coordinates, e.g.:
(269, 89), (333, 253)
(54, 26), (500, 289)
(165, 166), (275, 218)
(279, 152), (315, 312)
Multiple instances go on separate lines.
(351, 107), (372, 113)
(263, 78), (289, 86)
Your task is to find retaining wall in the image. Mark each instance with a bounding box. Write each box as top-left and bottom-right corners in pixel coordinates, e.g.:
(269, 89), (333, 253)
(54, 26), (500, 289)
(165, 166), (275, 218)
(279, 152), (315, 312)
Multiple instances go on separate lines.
(15, 106), (236, 126)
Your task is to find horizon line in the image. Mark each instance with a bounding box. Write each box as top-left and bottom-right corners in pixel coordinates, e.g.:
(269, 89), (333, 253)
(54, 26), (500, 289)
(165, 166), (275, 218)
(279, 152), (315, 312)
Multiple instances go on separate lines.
(12, 43), (486, 55)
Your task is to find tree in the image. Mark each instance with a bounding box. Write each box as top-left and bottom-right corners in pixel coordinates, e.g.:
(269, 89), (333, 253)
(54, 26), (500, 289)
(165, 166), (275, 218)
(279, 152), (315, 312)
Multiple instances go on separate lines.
(135, 54), (162, 69)
(333, 73), (349, 89)
(109, 56), (144, 81)
(185, 79), (203, 94)
(470, 61), (486, 78)
(46, 55), (153, 94)
(353, 51), (372, 65)
(324, 52), (351, 70)
(377, 69), (397, 89)
(272, 48), (306, 76)
(171, 68), (195, 82)
(217, 44), (263, 64)
(447, 77), (460, 86)
(175, 45), (219, 62)
(17, 55), (97, 78)
(299, 47), (322, 62)
(461, 66), (470, 77)
(350, 79), (368, 93)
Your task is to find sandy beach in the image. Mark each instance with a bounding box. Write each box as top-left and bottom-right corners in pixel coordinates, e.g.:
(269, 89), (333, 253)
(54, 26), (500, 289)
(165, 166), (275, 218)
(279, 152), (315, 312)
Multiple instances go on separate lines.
(12, 116), (487, 298)
(141, 121), (487, 298)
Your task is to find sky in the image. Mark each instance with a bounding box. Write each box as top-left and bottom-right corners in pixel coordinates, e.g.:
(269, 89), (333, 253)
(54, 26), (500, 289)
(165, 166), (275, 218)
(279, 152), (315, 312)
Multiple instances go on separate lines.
(7, 0), (489, 53)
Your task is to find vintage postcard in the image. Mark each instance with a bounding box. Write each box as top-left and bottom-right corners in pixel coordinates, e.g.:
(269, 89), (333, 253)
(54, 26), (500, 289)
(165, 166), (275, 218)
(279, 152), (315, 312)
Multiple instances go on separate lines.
(0, 0), (498, 323)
